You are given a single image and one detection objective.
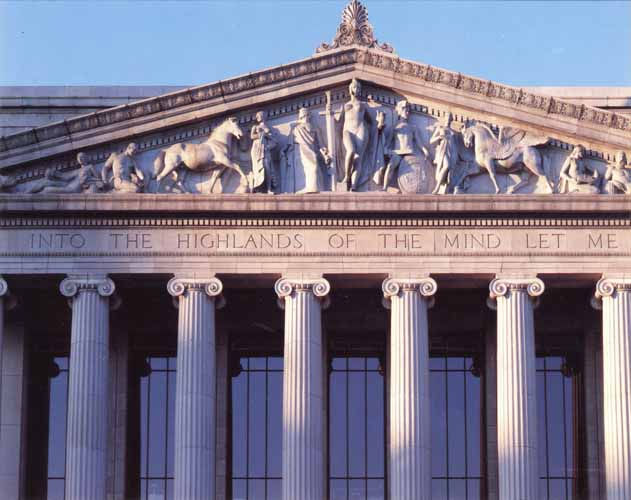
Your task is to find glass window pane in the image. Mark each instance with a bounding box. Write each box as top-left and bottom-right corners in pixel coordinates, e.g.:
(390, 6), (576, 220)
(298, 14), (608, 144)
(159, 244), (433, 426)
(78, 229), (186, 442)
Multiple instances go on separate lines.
(141, 376), (148, 477)
(467, 478), (481, 500)
(148, 372), (167, 476)
(546, 372), (566, 477)
(367, 479), (384, 500)
(249, 479), (265, 500)
(537, 371), (548, 477)
(248, 371), (266, 477)
(366, 357), (380, 371)
(249, 357), (266, 370)
(430, 357), (446, 370)
(329, 371), (347, 477)
(366, 372), (384, 477)
(431, 479), (447, 499)
(147, 479), (165, 500)
(232, 479), (247, 500)
(150, 357), (167, 370)
(232, 372), (248, 478)
(349, 478), (365, 500)
(267, 371), (283, 478)
(564, 377), (574, 477)
(330, 479), (347, 500)
(348, 372), (366, 477)
(47, 370), (68, 478)
(268, 357), (283, 371)
(331, 358), (346, 370)
(267, 478), (282, 500)
(447, 371), (466, 477)
(449, 478), (466, 500)
(466, 372), (481, 476)
(430, 370), (447, 477)
(348, 358), (365, 370)
(447, 357), (465, 370)
(549, 478), (566, 500)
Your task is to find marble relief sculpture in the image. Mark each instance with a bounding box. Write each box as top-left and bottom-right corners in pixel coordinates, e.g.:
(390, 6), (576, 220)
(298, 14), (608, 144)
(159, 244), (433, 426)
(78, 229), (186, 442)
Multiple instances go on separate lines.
(102, 143), (145, 193)
(380, 100), (431, 193)
(603, 151), (631, 194)
(461, 122), (553, 194)
(336, 78), (383, 191)
(429, 113), (460, 194)
(250, 111), (279, 194)
(153, 117), (249, 193)
(558, 145), (601, 194)
(282, 108), (331, 194)
(28, 152), (103, 194)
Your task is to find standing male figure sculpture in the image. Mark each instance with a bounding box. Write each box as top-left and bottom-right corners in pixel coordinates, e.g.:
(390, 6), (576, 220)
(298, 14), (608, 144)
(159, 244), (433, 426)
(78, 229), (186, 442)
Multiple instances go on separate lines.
(102, 142), (145, 193)
(381, 100), (429, 190)
(250, 110), (278, 193)
(338, 78), (377, 191)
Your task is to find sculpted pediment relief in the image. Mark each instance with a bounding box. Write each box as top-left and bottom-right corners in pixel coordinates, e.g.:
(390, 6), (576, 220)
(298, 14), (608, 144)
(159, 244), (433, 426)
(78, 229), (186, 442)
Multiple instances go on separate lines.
(0, 1), (630, 199)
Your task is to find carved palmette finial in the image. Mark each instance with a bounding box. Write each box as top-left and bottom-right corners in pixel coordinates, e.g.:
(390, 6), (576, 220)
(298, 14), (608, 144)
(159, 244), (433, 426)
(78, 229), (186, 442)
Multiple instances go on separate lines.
(316, 0), (394, 54)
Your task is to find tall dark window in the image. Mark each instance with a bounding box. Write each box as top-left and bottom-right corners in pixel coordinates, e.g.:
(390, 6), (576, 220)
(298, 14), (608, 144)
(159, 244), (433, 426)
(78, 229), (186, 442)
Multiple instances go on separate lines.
(537, 355), (578, 500)
(231, 356), (283, 500)
(328, 356), (386, 500)
(47, 356), (69, 500)
(430, 355), (483, 500)
(139, 356), (176, 500)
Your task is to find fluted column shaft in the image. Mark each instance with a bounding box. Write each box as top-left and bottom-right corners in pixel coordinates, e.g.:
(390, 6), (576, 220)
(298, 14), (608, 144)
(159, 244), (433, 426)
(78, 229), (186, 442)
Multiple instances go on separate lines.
(593, 278), (631, 500)
(383, 277), (437, 500)
(489, 277), (544, 500)
(275, 277), (330, 500)
(60, 275), (116, 500)
(168, 277), (223, 500)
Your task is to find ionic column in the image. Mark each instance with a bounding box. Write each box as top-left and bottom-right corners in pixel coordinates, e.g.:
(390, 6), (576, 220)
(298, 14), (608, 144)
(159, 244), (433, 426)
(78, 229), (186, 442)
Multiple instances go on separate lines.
(167, 276), (223, 500)
(488, 277), (544, 500)
(275, 277), (330, 500)
(592, 278), (631, 500)
(60, 274), (116, 500)
(382, 277), (437, 500)
(0, 277), (8, 371)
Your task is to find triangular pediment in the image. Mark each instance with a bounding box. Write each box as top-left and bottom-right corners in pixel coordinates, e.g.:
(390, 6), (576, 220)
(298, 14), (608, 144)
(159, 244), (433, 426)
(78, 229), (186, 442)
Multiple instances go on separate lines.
(0, 0), (629, 198)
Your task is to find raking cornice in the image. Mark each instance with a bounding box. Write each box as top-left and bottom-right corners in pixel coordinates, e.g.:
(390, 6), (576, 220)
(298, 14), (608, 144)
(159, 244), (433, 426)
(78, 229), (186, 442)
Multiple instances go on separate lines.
(1, 47), (630, 171)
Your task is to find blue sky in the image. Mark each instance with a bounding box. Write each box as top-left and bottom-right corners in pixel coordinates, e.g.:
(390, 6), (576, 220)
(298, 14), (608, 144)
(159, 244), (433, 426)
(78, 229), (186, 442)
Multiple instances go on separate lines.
(0, 1), (629, 87)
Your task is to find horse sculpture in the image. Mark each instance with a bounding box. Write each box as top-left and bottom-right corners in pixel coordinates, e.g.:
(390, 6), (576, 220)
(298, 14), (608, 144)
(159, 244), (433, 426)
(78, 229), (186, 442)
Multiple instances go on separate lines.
(154, 116), (249, 193)
(461, 121), (553, 194)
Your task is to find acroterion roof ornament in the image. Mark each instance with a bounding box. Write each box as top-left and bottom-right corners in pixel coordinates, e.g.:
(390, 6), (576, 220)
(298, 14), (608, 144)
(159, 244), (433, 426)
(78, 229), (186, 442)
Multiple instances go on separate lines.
(316, 0), (394, 54)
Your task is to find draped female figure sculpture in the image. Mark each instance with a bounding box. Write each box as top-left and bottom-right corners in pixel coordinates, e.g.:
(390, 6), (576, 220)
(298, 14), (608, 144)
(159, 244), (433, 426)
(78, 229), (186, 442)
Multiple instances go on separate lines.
(282, 108), (331, 194)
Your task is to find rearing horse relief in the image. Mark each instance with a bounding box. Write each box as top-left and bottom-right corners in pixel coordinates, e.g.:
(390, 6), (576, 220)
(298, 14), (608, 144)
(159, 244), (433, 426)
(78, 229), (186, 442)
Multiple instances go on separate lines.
(153, 116), (249, 193)
(461, 121), (553, 194)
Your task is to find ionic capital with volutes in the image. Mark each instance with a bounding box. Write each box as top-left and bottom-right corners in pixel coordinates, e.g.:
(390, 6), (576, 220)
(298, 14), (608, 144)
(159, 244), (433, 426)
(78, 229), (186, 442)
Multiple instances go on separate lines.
(487, 276), (544, 309)
(591, 276), (631, 310)
(274, 277), (331, 309)
(0, 276), (8, 298)
(0, 275), (17, 311)
(382, 277), (437, 309)
(60, 274), (116, 298)
(167, 276), (225, 308)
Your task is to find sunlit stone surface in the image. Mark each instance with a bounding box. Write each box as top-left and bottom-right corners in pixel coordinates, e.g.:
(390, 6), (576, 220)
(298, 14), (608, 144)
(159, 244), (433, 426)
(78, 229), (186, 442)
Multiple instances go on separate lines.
(383, 277), (437, 500)
(60, 274), (115, 500)
(489, 277), (544, 500)
(168, 277), (223, 500)
(593, 278), (631, 500)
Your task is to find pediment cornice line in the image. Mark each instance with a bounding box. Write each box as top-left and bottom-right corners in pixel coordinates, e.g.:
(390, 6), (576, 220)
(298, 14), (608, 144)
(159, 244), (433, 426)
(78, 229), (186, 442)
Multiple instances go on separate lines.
(1, 47), (629, 170)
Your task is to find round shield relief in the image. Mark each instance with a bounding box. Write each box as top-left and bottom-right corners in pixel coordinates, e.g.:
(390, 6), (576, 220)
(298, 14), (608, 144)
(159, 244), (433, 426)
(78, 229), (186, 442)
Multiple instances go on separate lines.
(397, 154), (434, 194)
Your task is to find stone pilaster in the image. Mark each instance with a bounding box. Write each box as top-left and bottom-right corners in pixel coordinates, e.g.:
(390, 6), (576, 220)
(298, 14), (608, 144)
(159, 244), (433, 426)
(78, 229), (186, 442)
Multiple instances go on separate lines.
(488, 277), (544, 500)
(60, 274), (116, 500)
(382, 277), (437, 500)
(167, 276), (223, 500)
(275, 277), (330, 500)
(592, 277), (631, 500)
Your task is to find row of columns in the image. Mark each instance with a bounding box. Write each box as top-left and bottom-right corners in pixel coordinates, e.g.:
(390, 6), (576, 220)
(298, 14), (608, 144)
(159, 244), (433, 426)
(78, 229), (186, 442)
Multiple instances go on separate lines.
(0, 273), (629, 500)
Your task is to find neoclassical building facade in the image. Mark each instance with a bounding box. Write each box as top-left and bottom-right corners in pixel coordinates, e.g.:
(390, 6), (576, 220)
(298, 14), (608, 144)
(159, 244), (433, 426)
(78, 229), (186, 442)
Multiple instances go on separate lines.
(0, 2), (630, 500)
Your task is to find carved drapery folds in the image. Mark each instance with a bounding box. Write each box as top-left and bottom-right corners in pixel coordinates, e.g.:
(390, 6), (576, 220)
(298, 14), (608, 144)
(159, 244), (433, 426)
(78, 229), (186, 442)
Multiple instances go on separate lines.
(591, 277), (631, 500)
(488, 277), (544, 500)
